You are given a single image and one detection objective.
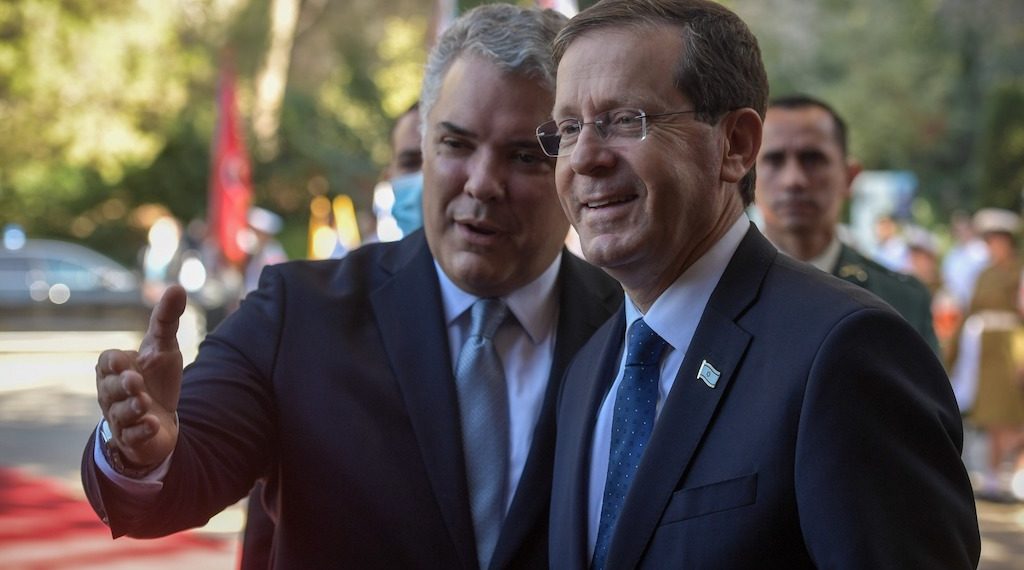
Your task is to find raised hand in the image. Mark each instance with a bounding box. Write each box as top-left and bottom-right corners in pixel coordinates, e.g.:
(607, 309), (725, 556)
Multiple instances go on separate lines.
(95, 284), (188, 470)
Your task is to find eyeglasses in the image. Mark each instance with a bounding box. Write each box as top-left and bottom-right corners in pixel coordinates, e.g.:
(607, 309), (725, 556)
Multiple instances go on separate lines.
(535, 108), (697, 158)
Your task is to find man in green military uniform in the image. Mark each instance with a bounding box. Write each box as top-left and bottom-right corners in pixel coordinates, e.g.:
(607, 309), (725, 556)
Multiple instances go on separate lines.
(754, 94), (938, 352)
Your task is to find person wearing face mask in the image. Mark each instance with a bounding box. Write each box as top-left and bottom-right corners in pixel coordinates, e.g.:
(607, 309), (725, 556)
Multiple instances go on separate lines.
(374, 102), (425, 242)
(80, 5), (621, 569)
(754, 94), (938, 354)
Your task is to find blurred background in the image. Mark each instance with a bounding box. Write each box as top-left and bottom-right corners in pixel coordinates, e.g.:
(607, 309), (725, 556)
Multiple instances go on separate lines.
(1, 0), (1023, 568)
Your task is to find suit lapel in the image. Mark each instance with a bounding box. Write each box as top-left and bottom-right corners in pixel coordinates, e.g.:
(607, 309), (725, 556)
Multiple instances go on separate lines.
(606, 226), (776, 568)
(563, 310), (626, 568)
(369, 233), (478, 570)
(491, 253), (622, 569)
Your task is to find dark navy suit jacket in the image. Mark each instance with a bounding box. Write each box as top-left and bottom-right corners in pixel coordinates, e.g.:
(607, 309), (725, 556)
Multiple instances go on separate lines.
(550, 225), (980, 569)
(82, 230), (621, 569)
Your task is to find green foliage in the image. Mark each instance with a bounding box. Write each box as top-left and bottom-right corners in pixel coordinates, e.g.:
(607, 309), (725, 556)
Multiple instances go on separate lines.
(736, 0), (1024, 220)
(977, 82), (1024, 210)
(3, 0), (1022, 268)
(257, 88), (378, 212)
(0, 0), (216, 263)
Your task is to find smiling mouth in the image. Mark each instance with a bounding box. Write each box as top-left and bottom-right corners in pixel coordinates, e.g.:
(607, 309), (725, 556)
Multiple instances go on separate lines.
(585, 195), (637, 209)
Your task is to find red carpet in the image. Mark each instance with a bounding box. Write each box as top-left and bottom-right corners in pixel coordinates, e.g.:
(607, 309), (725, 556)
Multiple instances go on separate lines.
(0, 467), (238, 569)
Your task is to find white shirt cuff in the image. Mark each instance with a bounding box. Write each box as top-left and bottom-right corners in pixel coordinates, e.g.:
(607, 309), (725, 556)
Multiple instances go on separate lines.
(93, 420), (172, 497)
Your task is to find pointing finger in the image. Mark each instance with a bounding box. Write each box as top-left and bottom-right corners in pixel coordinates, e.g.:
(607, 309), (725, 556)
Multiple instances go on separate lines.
(146, 285), (188, 352)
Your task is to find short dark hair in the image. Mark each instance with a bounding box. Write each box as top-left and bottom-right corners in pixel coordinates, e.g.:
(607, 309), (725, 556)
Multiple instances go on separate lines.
(768, 94), (849, 157)
(389, 101), (420, 147)
(553, 0), (768, 205)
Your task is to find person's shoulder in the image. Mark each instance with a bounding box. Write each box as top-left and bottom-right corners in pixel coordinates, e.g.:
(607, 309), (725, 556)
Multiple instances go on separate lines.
(267, 238), (414, 290)
(835, 245), (931, 302)
(745, 242), (909, 331)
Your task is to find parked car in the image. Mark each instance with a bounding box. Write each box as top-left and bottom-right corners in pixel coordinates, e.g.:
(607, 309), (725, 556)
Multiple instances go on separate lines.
(0, 239), (150, 332)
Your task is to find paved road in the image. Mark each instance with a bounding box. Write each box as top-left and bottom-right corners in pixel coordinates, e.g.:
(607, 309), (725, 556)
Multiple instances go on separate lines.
(0, 328), (240, 569)
(1, 330), (1021, 568)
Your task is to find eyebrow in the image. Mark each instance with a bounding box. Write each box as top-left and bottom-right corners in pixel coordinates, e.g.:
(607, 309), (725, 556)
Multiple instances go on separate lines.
(439, 120), (545, 151)
(553, 99), (657, 119)
(438, 121), (477, 138)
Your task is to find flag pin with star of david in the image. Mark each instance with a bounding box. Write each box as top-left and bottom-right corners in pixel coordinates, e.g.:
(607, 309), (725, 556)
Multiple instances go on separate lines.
(697, 360), (721, 388)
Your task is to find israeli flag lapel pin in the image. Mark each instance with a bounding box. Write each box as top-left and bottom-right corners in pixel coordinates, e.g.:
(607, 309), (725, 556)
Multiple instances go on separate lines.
(697, 359), (721, 388)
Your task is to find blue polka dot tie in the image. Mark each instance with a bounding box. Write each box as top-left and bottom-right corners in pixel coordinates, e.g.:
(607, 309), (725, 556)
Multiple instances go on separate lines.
(591, 318), (668, 570)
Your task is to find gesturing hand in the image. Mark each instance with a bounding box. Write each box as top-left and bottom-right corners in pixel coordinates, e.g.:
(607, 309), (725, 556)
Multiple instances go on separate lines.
(95, 285), (188, 470)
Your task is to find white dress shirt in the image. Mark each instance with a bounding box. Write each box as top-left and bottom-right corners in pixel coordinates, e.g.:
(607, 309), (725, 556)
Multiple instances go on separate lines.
(435, 254), (561, 512)
(95, 252), (564, 517)
(586, 215), (748, 558)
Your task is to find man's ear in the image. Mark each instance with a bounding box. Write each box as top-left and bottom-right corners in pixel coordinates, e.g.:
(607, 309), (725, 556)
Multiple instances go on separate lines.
(720, 108), (762, 184)
(837, 158), (862, 202)
(844, 158), (863, 197)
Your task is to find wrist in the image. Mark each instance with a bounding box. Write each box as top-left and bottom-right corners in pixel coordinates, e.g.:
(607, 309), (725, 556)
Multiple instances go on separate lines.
(99, 419), (170, 478)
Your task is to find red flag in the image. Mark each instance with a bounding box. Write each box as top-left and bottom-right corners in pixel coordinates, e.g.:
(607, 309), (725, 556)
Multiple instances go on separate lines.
(208, 54), (252, 267)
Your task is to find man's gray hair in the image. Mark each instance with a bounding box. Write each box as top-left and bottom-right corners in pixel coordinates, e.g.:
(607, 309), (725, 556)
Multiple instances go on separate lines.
(420, 4), (568, 124)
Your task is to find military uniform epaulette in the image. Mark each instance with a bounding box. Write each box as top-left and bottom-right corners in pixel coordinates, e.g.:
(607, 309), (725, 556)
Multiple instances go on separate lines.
(836, 263), (868, 283)
(835, 252), (921, 288)
(832, 244), (938, 353)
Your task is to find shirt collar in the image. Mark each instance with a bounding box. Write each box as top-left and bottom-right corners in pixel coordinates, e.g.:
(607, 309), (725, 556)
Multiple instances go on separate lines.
(807, 235), (842, 273)
(626, 214), (749, 351)
(435, 253), (563, 345)
(762, 233), (841, 274)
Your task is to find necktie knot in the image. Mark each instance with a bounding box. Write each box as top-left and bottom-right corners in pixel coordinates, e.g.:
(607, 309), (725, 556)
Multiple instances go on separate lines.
(625, 318), (668, 367)
(470, 298), (508, 341)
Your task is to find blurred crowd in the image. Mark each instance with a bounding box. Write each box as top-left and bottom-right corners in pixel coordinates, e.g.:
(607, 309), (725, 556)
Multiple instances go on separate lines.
(854, 208), (1024, 501)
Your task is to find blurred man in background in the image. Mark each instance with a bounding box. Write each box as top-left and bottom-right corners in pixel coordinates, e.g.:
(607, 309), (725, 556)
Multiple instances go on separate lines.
(544, 1), (977, 567)
(372, 102), (425, 243)
(82, 5), (620, 568)
(754, 94), (939, 353)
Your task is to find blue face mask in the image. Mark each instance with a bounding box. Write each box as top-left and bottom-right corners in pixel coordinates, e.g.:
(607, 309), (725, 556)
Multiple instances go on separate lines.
(390, 171), (423, 235)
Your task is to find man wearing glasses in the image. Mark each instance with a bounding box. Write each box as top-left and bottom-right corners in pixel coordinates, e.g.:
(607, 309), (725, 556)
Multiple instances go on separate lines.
(543, 0), (980, 568)
(81, 5), (621, 568)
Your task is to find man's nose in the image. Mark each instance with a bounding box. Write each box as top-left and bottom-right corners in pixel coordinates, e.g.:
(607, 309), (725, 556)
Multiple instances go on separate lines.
(569, 126), (616, 176)
(464, 152), (506, 201)
(779, 157), (808, 190)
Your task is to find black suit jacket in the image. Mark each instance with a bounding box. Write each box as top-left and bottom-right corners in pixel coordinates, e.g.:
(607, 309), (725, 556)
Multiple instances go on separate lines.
(83, 230), (621, 569)
(550, 225), (980, 569)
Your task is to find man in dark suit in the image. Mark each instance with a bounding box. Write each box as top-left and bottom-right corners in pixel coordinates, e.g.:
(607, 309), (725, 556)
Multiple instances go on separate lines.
(539, 0), (980, 567)
(754, 94), (939, 353)
(82, 5), (621, 569)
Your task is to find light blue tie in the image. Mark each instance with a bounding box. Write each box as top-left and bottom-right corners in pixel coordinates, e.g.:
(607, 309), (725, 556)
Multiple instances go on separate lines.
(592, 318), (668, 570)
(455, 298), (510, 570)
